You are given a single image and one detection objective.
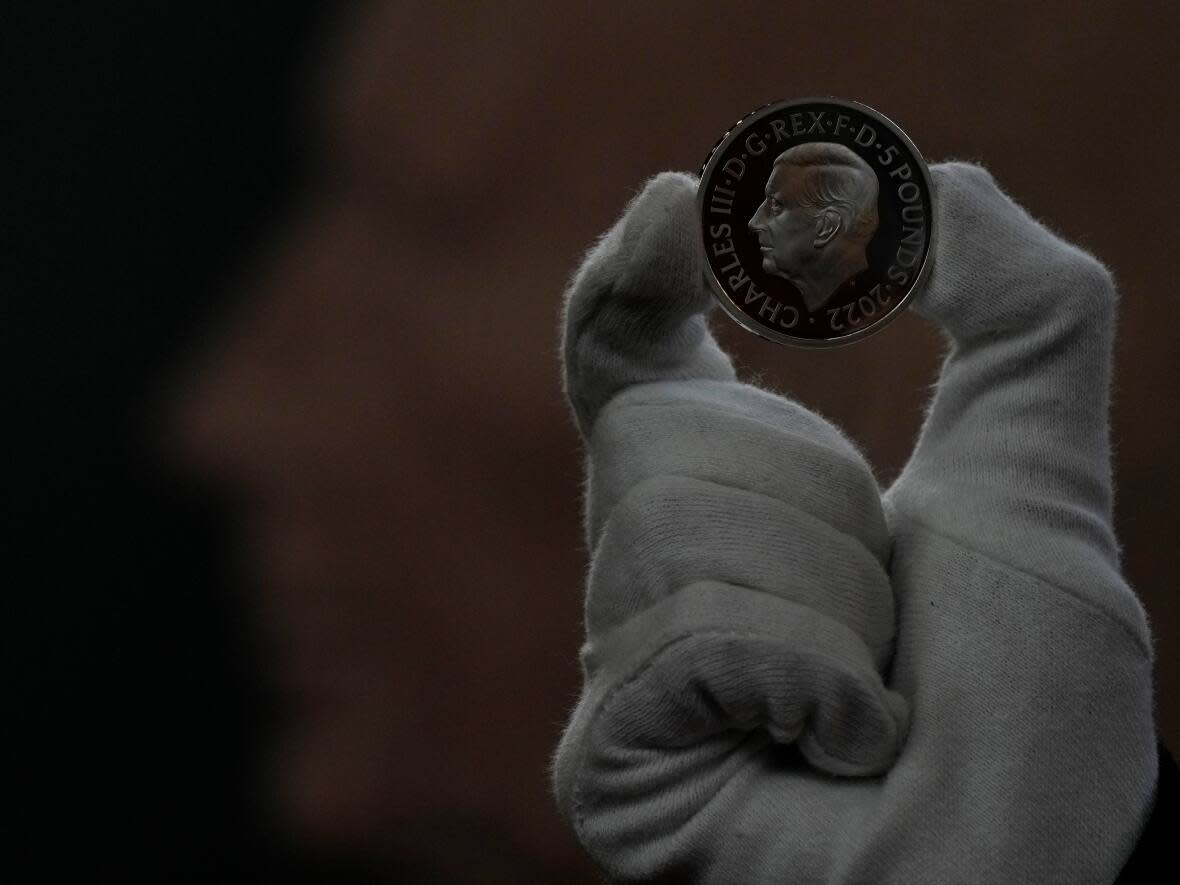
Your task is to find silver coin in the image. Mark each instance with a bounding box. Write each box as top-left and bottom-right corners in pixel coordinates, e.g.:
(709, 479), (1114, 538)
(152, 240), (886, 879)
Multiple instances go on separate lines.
(697, 98), (934, 347)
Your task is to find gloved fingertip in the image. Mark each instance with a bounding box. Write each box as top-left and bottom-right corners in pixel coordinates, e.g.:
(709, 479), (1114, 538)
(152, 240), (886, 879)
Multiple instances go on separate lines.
(614, 171), (710, 308)
(560, 170), (735, 434)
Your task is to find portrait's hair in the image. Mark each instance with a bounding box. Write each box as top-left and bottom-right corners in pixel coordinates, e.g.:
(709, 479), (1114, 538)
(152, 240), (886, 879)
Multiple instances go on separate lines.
(774, 143), (879, 242)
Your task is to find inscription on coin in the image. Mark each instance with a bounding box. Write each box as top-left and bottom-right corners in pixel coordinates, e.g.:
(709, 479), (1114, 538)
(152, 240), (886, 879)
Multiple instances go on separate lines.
(698, 98), (934, 347)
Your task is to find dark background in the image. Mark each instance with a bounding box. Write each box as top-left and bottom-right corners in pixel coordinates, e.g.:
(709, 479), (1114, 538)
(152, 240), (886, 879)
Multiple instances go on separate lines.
(10, 2), (360, 880)
(11, 3), (1179, 882)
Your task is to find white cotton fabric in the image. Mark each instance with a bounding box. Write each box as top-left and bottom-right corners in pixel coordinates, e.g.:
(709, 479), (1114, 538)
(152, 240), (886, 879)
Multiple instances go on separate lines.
(550, 165), (1158, 883)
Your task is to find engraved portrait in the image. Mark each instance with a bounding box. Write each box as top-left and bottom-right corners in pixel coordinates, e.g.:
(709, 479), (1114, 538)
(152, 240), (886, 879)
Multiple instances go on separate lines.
(748, 142), (880, 312)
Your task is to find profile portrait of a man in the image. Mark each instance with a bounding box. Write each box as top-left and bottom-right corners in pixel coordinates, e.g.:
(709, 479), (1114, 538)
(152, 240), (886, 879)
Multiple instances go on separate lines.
(748, 142), (880, 312)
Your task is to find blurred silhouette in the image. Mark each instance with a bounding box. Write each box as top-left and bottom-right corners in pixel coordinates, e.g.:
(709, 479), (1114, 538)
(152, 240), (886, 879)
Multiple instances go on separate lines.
(172, 3), (597, 882)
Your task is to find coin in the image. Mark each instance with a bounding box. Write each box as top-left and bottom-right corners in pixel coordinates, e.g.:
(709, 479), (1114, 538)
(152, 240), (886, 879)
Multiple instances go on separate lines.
(697, 98), (934, 347)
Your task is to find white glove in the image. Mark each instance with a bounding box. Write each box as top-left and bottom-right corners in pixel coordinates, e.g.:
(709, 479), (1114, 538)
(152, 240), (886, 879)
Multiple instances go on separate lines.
(550, 164), (1158, 883)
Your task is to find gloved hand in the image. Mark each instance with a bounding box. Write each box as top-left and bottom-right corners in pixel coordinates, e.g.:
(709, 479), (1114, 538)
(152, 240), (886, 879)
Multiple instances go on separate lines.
(550, 164), (1158, 883)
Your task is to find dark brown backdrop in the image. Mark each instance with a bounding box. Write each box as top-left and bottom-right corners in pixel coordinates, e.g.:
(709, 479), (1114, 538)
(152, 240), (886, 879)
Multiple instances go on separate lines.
(16, 2), (1177, 883)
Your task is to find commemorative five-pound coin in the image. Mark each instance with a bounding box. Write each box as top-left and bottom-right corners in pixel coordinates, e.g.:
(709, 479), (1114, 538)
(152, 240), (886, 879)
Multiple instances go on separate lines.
(697, 98), (934, 347)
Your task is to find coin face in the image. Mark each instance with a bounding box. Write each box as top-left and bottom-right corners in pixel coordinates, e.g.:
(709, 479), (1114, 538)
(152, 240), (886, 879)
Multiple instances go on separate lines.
(697, 98), (934, 347)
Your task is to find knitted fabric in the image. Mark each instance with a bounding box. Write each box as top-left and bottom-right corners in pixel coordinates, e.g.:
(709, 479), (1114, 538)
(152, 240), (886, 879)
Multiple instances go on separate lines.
(551, 165), (1157, 883)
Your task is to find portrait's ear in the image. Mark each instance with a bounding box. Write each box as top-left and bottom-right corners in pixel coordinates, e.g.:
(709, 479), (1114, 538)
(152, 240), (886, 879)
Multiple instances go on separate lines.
(814, 209), (842, 248)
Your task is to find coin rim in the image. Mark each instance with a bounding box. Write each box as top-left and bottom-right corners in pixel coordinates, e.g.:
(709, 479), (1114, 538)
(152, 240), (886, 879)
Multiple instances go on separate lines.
(696, 96), (936, 348)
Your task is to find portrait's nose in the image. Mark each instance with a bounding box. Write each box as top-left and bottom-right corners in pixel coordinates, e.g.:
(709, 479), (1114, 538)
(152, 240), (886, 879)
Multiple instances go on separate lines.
(748, 204), (765, 233)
